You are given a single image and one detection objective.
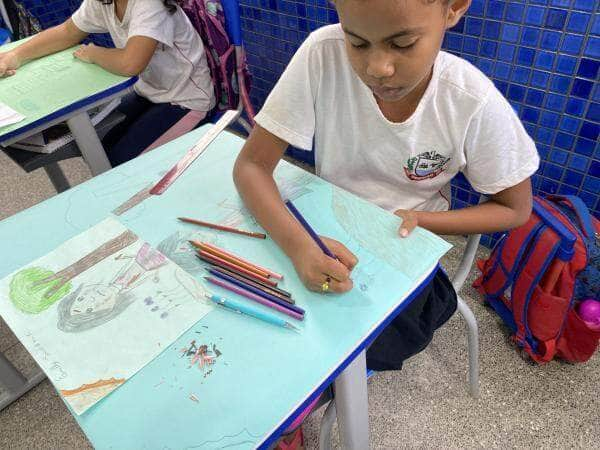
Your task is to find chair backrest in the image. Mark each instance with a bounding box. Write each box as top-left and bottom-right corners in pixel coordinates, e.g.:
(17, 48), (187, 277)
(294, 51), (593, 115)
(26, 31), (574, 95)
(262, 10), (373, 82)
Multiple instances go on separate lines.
(181, 0), (253, 120)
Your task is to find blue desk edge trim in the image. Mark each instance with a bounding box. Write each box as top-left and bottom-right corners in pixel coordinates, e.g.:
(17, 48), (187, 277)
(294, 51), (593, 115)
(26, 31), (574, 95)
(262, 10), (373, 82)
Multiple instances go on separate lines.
(0, 77), (137, 142)
(258, 263), (441, 449)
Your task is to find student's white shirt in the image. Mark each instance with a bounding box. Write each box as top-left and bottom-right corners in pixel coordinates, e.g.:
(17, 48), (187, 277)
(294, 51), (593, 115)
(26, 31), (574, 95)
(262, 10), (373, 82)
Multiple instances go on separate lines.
(255, 24), (540, 213)
(72, 0), (215, 111)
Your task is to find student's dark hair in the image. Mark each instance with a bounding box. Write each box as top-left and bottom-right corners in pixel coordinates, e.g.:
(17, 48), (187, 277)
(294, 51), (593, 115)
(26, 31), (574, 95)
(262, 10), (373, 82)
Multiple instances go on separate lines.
(95, 0), (180, 14)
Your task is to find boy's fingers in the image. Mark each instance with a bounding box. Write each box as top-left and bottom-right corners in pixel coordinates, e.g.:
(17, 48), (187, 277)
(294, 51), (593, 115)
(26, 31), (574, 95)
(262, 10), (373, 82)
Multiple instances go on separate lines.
(398, 214), (418, 238)
(307, 274), (353, 294)
(322, 237), (358, 270)
(327, 277), (353, 293)
(322, 257), (350, 282)
(331, 242), (358, 270)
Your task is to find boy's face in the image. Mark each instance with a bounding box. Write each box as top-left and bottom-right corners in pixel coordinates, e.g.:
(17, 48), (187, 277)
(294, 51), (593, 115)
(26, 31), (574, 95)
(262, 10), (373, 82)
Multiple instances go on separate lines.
(337, 0), (466, 103)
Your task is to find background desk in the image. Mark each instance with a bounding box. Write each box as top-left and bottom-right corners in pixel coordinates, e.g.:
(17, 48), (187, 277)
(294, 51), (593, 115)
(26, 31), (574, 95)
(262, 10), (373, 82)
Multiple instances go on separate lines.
(0, 39), (136, 187)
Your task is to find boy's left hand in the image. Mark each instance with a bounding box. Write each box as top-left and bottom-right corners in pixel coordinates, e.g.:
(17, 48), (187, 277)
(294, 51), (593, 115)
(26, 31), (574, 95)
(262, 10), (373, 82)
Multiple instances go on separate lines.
(73, 44), (97, 64)
(394, 209), (418, 238)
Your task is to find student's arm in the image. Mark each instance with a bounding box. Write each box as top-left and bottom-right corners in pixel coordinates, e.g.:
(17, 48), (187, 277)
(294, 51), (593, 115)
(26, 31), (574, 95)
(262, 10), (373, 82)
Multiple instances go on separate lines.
(73, 36), (157, 77)
(233, 125), (357, 293)
(0, 19), (87, 77)
(395, 178), (533, 236)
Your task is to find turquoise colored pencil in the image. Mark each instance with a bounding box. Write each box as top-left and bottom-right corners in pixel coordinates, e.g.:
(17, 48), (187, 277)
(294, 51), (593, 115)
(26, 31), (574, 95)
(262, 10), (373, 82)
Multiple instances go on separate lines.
(205, 294), (299, 331)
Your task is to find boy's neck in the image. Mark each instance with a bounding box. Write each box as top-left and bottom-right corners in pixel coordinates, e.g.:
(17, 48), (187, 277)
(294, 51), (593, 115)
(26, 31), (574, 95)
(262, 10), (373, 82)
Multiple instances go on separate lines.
(375, 66), (434, 124)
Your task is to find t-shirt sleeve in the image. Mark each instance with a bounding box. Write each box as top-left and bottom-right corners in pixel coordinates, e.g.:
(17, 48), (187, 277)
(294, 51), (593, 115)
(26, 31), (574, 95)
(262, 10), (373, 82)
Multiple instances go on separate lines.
(463, 89), (540, 194)
(71, 0), (108, 34)
(254, 34), (319, 150)
(128, 0), (175, 47)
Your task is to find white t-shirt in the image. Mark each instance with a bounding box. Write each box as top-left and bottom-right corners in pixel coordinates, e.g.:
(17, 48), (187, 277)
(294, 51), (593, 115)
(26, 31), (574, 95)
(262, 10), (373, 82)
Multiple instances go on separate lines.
(72, 0), (215, 111)
(256, 25), (540, 212)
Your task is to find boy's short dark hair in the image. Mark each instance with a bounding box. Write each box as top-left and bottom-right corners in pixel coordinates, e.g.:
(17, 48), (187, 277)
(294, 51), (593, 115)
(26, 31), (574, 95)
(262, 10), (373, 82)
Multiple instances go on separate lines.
(95, 0), (180, 14)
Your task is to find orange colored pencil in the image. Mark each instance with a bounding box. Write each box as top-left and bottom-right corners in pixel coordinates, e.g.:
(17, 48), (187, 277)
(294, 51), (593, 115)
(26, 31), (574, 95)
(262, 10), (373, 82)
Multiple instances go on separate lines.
(193, 242), (270, 279)
(178, 217), (267, 239)
(197, 251), (278, 287)
(201, 242), (283, 280)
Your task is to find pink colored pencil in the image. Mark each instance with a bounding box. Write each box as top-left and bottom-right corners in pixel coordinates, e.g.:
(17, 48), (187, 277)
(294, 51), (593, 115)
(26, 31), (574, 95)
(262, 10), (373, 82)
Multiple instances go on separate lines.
(204, 276), (304, 321)
(201, 242), (283, 280)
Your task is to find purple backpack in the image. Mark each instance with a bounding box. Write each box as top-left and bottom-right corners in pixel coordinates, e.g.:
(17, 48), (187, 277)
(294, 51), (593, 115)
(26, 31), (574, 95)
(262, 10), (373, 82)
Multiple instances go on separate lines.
(181, 0), (252, 113)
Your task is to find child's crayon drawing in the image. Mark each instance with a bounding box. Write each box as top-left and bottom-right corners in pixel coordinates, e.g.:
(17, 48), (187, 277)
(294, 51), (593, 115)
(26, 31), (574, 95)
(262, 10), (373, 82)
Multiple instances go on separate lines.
(0, 217), (213, 415)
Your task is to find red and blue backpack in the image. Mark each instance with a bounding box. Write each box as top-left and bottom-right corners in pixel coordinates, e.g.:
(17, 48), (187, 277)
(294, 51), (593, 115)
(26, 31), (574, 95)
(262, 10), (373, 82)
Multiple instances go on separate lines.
(474, 195), (600, 363)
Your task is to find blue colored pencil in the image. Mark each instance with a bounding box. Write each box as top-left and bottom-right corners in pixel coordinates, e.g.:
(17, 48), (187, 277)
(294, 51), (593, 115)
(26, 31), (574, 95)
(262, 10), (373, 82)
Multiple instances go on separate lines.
(284, 200), (337, 259)
(206, 294), (299, 331)
(208, 268), (305, 316)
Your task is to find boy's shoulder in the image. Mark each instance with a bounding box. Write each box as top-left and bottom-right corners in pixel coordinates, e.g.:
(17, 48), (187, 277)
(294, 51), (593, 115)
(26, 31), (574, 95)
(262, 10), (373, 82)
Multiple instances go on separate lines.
(436, 51), (497, 105)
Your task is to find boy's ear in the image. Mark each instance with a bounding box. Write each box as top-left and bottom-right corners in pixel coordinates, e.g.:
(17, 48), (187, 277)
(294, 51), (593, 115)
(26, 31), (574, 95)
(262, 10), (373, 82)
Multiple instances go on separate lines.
(446, 0), (471, 29)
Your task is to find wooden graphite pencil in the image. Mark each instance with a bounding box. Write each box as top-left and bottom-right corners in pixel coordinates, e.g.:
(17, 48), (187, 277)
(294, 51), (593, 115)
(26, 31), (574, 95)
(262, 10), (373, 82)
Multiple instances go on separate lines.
(178, 217), (267, 239)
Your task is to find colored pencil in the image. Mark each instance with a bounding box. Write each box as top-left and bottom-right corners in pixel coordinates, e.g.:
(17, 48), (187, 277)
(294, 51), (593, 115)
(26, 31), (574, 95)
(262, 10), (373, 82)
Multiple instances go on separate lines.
(191, 241), (271, 279)
(198, 255), (285, 294)
(197, 252), (278, 287)
(284, 200), (337, 259)
(211, 266), (294, 303)
(200, 242), (283, 280)
(208, 268), (301, 314)
(208, 268), (303, 315)
(206, 294), (298, 331)
(204, 276), (304, 321)
(178, 217), (267, 239)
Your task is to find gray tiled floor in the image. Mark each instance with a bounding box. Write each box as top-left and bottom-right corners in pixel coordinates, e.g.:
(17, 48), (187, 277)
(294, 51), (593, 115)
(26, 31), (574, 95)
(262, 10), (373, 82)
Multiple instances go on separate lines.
(0, 150), (598, 449)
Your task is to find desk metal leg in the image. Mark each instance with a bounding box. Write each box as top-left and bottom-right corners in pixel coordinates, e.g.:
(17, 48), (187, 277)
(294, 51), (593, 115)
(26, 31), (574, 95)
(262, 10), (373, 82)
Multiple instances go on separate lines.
(333, 350), (370, 449)
(0, 352), (45, 411)
(66, 112), (112, 176)
(44, 162), (71, 193)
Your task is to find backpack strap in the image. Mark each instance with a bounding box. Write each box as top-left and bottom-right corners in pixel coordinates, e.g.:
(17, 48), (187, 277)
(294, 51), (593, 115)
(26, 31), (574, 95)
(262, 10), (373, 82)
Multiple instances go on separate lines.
(511, 227), (561, 351)
(547, 195), (597, 240)
(478, 220), (545, 298)
(533, 198), (576, 261)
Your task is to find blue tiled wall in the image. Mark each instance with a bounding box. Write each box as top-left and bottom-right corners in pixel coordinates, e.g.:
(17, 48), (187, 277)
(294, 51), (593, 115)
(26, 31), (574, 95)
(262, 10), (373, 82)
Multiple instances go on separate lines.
(15, 1), (600, 227)
(237, 0), (599, 227)
(14, 0), (113, 45)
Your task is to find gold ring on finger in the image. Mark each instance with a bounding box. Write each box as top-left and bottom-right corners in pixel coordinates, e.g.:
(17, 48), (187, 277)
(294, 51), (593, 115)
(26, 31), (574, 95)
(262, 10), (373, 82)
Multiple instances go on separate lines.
(321, 276), (331, 293)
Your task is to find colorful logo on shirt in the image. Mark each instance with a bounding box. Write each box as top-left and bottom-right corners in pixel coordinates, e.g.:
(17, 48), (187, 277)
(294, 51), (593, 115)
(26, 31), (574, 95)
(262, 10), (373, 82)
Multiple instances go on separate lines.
(404, 151), (451, 181)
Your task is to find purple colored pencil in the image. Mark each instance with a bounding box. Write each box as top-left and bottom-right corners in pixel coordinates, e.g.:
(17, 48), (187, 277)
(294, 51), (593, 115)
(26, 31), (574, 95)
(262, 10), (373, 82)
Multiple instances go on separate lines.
(208, 268), (304, 315)
(204, 276), (304, 321)
(284, 200), (337, 260)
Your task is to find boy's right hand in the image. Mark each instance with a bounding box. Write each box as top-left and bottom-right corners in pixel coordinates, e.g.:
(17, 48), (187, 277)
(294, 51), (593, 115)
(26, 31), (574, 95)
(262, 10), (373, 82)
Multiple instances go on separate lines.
(290, 236), (358, 294)
(0, 51), (22, 78)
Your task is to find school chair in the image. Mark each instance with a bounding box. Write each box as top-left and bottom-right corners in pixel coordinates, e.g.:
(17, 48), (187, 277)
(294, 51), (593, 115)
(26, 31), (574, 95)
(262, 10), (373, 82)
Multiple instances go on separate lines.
(0, 28), (10, 45)
(317, 232), (482, 449)
(142, 0), (255, 154)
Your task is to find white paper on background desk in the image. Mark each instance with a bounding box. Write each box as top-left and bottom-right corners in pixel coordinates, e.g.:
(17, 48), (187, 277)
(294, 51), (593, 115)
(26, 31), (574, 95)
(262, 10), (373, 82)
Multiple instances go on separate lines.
(0, 101), (25, 128)
(0, 217), (213, 415)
